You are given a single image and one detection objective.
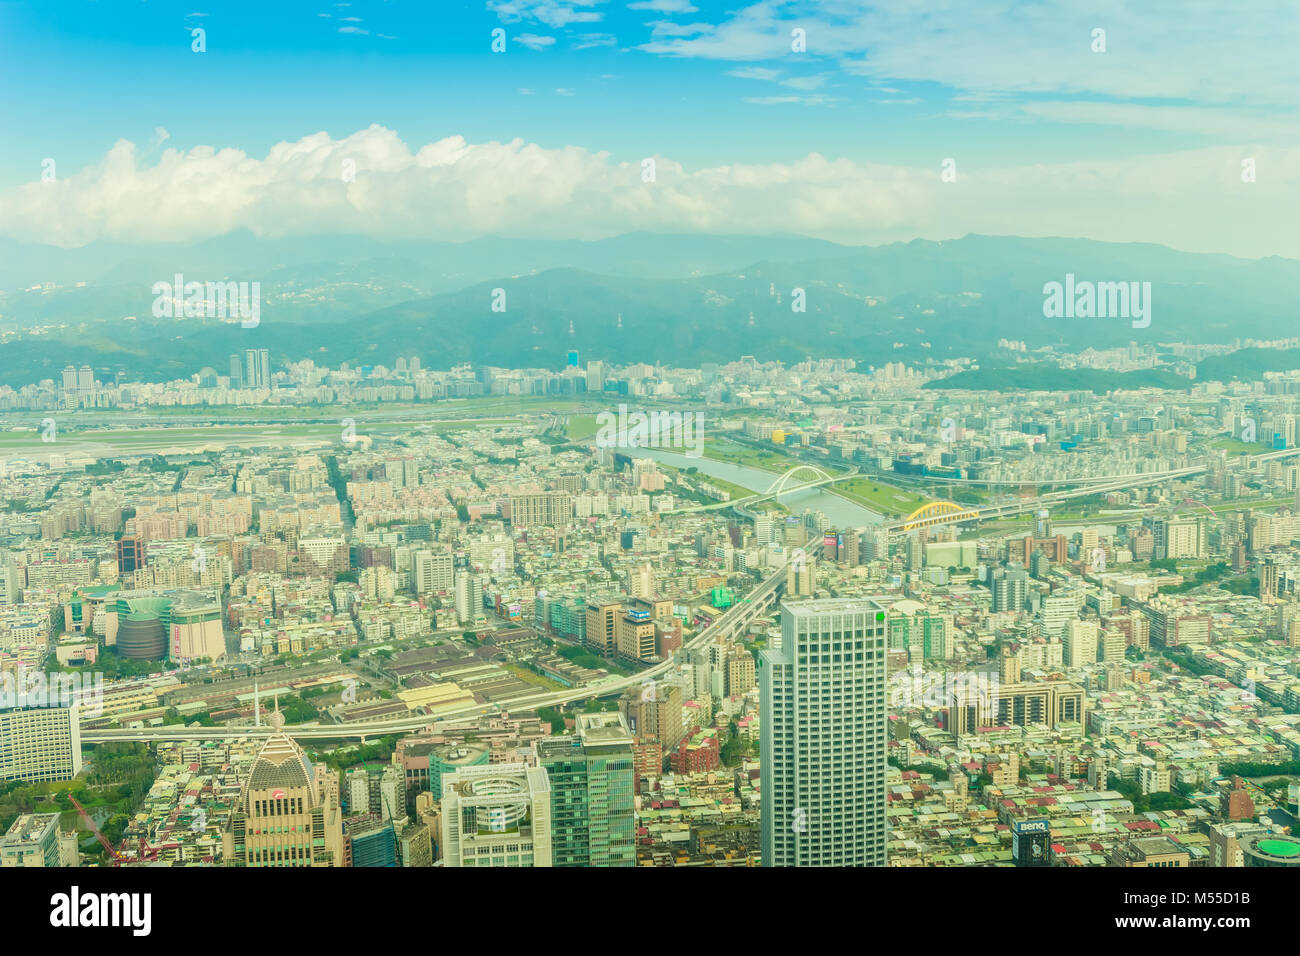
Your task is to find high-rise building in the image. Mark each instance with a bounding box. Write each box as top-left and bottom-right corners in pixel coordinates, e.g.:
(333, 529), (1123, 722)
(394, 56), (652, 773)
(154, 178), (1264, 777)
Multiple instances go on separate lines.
(0, 553), (21, 605)
(454, 571), (475, 624)
(887, 602), (951, 661)
(508, 493), (573, 528)
(535, 713), (636, 867)
(223, 711), (345, 866)
(1038, 590), (1082, 641)
(725, 646), (756, 696)
(1064, 619), (1099, 667)
(760, 599), (888, 867)
(990, 565), (1029, 613)
(241, 348), (272, 389)
(1144, 515), (1206, 560)
(585, 598), (623, 656)
(439, 763), (552, 867)
(949, 681), (1086, 735)
(116, 536), (144, 574)
(620, 681), (684, 750)
(786, 553), (815, 597)
(413, 549), (454, 594)
(345, 817), (398, 867)
(0, 706), (82, 783)
(616, 607), (656, 662)
(229, 353), (243, 387)
(1261, 559), (1279, 603)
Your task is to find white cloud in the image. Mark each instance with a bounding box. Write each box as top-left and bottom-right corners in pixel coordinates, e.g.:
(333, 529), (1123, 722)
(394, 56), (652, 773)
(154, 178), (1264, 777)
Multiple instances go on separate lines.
(640, 0), (1300, 138)
(573, 32), (617, 48)
(3, 126), (1298, 258)
(514, 33), (557, 49)
(628, 0), (697, 12)
(727, 66), (781, 81)
(488, 0), (606, 29)
(645, 19), (711, 38)
(743, 94), (837, 105)
(728, 65), (830, 93)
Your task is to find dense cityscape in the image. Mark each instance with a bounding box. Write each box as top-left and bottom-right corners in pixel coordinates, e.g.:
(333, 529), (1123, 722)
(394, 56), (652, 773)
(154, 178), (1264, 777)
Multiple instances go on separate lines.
(4, 343), (1300, 876)
(3, 0), (1295, 939)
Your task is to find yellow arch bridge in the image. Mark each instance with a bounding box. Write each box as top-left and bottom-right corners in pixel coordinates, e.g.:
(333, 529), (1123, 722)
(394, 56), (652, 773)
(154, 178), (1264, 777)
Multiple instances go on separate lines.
(901, 500), (981, 531)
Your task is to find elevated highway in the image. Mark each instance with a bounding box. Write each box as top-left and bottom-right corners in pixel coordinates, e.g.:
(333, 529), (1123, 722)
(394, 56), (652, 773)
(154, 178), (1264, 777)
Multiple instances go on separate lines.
(80, 560), (791, 744)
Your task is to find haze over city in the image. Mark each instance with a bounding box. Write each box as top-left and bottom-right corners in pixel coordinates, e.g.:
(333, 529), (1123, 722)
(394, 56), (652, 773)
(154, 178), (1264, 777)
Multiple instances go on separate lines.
(0, 0), (1295, 933)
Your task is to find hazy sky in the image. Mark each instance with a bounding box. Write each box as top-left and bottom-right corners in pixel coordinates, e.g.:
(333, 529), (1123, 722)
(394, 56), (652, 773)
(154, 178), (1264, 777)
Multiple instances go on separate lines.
(1, 0), (1297, 255)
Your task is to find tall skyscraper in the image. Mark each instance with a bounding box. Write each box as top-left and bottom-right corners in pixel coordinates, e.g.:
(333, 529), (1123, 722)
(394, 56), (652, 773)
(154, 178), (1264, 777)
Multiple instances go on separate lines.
(454, 571), (475, 623)
(223, 711), (344, 866)
(761, 599), (887, 867)
(242, 347), (271, 388)
(535, 712), (636, 867)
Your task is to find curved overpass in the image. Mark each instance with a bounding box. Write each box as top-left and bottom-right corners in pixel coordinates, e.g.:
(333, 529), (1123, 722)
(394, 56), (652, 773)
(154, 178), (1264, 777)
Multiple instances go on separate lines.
(81, 561), (791, 744)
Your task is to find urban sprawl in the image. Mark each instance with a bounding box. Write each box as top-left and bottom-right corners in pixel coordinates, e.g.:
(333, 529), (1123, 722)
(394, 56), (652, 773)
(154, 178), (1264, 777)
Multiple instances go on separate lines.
(6, 344), (1300, 870)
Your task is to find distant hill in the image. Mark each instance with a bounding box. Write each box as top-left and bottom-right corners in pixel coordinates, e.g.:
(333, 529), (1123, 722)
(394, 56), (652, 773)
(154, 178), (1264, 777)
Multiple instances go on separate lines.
(2, 233), (1299, 387)
(924, 366), (1191, 392)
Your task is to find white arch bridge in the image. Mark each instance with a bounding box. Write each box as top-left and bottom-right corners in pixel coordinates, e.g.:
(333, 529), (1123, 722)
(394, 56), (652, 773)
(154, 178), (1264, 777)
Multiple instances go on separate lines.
(669, 465), (850, 514)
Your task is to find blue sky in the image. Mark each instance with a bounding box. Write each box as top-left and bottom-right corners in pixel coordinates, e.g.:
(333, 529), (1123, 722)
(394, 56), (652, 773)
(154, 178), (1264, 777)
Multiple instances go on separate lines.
(1, 1), (1297, 254)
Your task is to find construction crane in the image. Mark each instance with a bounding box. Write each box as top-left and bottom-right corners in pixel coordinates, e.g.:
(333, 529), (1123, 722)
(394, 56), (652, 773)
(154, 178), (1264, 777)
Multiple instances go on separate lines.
(68, 795), (123, 864)
(68, 795), (160, 866)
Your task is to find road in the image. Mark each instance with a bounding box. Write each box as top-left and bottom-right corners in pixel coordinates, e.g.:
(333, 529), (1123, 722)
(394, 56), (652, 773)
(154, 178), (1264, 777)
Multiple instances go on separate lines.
(80, 560), (791, 744)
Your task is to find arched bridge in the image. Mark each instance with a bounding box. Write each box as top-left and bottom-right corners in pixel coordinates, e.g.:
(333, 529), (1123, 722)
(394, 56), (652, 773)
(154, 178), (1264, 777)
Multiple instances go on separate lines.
(764, 465), (835, 497)
(899, 500), (981, 531)
(668, 464), (853, 514)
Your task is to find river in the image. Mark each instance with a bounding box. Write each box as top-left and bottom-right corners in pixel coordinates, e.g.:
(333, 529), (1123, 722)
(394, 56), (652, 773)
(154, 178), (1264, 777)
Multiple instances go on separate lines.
(627, 447), (883, 528)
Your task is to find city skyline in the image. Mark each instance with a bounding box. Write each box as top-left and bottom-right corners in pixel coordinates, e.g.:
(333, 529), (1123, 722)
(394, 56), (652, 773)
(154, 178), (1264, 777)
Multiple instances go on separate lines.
(0, 2), (1295, 933)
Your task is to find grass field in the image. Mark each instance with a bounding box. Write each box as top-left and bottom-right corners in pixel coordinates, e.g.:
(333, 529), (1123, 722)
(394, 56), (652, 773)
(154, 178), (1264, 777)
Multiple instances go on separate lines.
(565, 414), (600, 441)
(701, 438), (816, 473)
(833, 478), (934, 517)
(0, 418), (517, 456)
(1210, 437), (1272, 455)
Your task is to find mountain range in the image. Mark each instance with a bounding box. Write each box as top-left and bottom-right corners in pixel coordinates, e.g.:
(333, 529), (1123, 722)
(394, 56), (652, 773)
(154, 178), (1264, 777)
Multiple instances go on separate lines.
(2, 232), (1298, 389)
